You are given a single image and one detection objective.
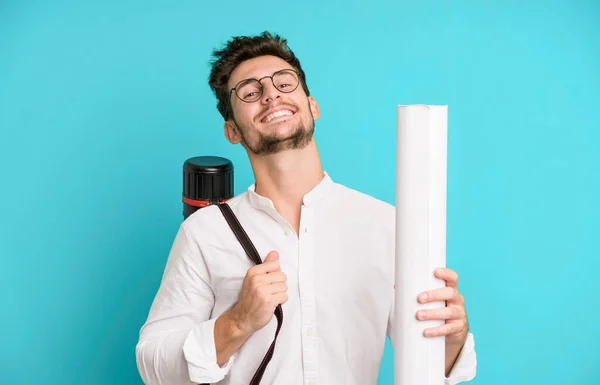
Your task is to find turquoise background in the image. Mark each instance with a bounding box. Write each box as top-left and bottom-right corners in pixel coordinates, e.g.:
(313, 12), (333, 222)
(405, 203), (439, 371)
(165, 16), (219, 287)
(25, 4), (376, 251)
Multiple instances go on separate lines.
(1, 1), (599, 384)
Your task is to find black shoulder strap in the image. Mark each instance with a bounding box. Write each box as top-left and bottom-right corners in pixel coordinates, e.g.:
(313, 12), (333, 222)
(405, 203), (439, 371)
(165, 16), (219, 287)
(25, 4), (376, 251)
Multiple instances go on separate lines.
(217, 202), (284, 385)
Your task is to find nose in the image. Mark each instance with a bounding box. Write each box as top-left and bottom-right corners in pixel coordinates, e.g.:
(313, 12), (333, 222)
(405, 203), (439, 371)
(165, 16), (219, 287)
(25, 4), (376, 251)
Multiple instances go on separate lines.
(260, 78), (281, 104)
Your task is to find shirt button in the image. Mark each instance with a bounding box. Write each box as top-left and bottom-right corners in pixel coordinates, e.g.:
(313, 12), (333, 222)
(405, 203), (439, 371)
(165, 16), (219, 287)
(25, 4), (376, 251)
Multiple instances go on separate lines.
(305, 327), (313, 336)
(307, 380), (316, 385)
(284, 229), (291, 236)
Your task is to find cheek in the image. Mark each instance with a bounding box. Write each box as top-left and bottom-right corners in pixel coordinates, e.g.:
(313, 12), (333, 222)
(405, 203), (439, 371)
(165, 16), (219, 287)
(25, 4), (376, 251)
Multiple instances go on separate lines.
(235, 103), (262, 124)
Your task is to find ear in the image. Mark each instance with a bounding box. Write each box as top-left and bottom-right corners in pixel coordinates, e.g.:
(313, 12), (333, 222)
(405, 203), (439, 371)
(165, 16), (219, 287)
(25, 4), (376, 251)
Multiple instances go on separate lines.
(224, 120), (242, 144)
(308, 96), (320, 120)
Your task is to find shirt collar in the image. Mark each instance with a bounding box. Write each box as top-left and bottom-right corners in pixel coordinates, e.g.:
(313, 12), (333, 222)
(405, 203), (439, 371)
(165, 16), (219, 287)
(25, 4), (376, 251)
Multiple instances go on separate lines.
(246, 171), (334, 209)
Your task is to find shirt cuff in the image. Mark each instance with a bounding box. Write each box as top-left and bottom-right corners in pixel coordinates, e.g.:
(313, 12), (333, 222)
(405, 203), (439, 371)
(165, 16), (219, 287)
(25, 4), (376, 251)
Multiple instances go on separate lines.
(183, 318), (236, 384)
(445, 332), (477, 385)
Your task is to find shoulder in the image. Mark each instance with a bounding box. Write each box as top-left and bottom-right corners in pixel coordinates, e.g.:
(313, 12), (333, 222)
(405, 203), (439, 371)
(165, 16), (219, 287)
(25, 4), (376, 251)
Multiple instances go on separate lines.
(180, 192), (248, 240)
(329, 181), (395, 217)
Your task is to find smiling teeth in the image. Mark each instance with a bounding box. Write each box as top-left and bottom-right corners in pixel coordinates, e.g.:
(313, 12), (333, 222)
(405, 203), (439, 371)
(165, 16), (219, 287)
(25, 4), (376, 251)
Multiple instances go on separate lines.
(264, 110), (293, 123)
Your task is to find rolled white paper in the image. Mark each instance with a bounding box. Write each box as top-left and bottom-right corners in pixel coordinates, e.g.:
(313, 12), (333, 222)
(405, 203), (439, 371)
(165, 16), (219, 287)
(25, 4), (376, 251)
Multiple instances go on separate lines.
(395, 105), (448, 385)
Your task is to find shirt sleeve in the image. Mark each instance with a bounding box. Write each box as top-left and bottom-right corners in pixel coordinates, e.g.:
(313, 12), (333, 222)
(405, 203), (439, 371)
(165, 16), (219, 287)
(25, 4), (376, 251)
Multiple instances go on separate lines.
(443, 332), (477, 385)
(136, 223), (236, 385)
(386, 287), (477, 385)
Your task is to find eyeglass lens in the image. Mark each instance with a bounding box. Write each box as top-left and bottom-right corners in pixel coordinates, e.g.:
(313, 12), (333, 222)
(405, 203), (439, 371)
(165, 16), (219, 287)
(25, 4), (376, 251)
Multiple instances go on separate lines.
(235, 70), (299, 102)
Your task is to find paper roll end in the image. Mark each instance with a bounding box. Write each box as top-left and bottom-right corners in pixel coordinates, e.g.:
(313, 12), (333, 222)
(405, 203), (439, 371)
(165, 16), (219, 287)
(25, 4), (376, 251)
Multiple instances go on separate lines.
(397, 104), (448, 107)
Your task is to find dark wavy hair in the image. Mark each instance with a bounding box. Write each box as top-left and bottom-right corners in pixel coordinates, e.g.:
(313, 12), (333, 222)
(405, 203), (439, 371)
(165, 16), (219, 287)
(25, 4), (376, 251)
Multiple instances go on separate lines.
(208, 31), (310, 120)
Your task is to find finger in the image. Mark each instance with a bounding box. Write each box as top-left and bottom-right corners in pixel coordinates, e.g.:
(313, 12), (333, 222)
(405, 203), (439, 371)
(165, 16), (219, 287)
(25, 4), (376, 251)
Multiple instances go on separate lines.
(260, 251), (281, 273)
(267, 282), (288, 294)
(264, 250), (279, 262)
(265, 271), (287, 284)
(416, 306), (464, 321)
(423, 322), (461, 338)
(434, 268), (459, 287)
(249, 259), (281, 276)
(272, 291), (289, 305)
(418, 287), (459, 303)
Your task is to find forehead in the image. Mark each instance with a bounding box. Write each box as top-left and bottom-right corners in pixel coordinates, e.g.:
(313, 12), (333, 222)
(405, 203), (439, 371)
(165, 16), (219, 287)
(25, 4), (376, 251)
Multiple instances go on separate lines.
(228, 55), (295, 88)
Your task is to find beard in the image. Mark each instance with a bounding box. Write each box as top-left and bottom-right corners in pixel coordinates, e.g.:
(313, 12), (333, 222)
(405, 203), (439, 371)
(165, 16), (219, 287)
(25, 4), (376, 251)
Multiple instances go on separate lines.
(233, 105), (315, 156)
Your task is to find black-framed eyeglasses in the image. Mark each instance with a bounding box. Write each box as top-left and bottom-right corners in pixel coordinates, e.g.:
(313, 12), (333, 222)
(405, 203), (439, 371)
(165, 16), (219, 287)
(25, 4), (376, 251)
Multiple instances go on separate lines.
(224, 69), (301, 120)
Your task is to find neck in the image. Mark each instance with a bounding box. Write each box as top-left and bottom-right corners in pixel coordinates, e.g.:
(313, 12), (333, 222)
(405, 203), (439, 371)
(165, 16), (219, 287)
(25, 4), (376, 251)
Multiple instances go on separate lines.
(248, 139), (324, 232)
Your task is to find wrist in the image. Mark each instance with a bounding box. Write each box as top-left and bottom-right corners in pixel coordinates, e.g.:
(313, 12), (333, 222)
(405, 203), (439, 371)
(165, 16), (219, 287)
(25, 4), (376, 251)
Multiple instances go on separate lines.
(214, 309), (251, 367)
(225, 307), (252, 338)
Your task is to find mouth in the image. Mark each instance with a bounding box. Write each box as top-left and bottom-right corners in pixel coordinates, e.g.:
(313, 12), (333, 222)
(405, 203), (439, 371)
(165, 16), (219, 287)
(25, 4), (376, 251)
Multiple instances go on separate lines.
(260, 107), (296, 124)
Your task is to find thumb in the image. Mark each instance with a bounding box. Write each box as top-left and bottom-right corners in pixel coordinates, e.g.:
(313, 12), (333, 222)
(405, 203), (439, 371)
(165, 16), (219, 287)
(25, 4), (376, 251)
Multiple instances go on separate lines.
(264, 250), (279, 262)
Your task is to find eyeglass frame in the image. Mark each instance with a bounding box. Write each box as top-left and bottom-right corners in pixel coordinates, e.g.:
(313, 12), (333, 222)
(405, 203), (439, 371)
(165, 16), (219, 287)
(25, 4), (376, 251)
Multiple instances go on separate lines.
(223, 68), (302, 121)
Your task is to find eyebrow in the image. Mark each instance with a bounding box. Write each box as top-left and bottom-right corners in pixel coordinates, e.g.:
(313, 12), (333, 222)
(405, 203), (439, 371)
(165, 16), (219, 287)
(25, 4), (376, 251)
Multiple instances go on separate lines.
(231, 68), (294, 86)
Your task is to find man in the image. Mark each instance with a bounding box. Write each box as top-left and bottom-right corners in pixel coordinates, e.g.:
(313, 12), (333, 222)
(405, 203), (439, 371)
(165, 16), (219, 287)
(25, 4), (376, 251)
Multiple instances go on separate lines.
(136, 31), (477, 385)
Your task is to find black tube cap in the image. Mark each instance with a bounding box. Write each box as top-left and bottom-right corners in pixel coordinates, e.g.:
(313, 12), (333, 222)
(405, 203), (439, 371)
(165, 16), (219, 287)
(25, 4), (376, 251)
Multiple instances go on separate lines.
(182, 156), (234, 219)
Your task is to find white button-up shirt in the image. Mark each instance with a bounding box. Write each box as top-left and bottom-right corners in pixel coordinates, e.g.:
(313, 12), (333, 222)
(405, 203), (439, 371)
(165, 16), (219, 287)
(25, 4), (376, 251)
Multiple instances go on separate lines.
(136, 173), (477, 385)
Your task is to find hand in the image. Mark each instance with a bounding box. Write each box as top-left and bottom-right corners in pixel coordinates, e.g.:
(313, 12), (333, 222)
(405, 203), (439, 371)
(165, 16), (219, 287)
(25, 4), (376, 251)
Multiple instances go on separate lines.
(416, 267), (469, 346)
(230, 251), (288, 335)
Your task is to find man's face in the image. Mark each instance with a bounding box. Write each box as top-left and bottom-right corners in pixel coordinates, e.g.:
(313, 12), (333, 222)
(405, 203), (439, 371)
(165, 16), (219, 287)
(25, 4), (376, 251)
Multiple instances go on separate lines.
(224, 55), (320, 155)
